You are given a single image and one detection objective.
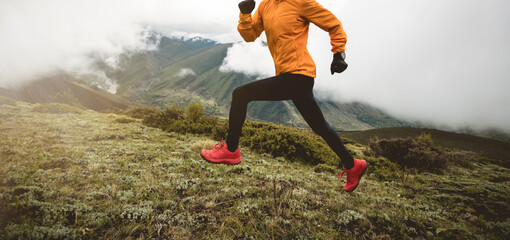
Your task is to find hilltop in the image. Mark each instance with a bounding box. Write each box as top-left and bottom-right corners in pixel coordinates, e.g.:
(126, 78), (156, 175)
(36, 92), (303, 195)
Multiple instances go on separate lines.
(1, 99), (509, 239)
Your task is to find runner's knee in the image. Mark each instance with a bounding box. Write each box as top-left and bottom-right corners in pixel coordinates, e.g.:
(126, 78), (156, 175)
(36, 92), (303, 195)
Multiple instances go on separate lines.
(232, 86), (242, 99)
(311, 123), (335, 137)
(232, 85), (250, 103)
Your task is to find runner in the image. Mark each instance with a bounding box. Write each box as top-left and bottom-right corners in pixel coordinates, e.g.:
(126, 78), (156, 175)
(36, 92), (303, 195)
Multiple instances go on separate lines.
(201, 0), (367, 192)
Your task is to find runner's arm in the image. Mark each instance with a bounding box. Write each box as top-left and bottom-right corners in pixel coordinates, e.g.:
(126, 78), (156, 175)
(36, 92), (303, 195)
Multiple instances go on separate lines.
(301, 0), (347, 53)
(237, 6), (264, 42)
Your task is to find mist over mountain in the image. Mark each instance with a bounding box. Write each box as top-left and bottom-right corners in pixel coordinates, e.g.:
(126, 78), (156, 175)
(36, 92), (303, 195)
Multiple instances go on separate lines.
(2, 33), (508, 141)
(86, 36), (406, 131)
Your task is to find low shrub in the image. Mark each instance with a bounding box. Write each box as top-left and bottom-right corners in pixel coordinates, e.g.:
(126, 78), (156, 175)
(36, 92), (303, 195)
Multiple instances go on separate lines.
(120, 106), (160, 119)
(369, 134), (449, 172)
(142, 103), (218, 135)
(365, 156), (402, 181)
(185, 102), (204, 123)
(212, 120), (341, 166)
(114, 116), (137, 124)
(243, 121), (340, 165)
(443, 149), (479, 168)
(142, 104), (182, 128)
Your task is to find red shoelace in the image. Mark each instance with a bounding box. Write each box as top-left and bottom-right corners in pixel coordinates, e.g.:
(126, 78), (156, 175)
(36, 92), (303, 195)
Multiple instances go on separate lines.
(335, 170), (347, 180)
(211, 139), (226, 152)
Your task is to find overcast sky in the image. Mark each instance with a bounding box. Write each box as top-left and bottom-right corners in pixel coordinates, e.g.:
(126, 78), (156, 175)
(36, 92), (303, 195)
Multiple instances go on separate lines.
(1, 0), (509, 132)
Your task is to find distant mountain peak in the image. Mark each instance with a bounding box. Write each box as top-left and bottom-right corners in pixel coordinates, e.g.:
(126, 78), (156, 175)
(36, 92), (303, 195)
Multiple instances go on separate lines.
(188, 36), (217, 44)
(156, 35), (219, 52)
(143, 31), (219, 50)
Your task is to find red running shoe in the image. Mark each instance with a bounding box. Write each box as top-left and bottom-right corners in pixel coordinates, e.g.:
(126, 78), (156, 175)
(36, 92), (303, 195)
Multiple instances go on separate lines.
(336, 159), (367, 192)
(200, 140), (242, 165)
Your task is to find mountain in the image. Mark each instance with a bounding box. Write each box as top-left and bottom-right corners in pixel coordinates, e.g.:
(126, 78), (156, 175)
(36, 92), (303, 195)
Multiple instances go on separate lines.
(0, 75), (137, 112)
(98, 36), (407, 131)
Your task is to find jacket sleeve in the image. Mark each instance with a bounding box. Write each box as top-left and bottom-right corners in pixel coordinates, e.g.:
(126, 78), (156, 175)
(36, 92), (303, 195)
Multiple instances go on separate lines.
(237, 5), (264, 42)
(301, 0), (347, 53)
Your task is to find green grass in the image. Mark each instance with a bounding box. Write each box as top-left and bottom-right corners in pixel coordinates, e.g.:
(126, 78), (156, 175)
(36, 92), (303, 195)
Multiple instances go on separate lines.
(1, 101), (509, 239)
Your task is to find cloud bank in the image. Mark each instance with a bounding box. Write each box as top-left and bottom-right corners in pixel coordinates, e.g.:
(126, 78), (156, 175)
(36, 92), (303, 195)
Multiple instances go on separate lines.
(1, 0), (509, 132)
(220, 0), (510, 131)
(0, 0), (241, 88)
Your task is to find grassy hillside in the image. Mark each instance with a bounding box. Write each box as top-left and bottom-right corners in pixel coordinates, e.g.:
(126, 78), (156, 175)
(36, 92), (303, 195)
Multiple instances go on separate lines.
(0, 75), (137, 112)
(1, 99), (509, 239)
(339, 127), (510, 167)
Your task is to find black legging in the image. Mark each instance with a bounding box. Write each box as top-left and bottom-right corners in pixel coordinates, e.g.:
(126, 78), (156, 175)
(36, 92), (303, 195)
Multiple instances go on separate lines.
(226, 73), (354, 169)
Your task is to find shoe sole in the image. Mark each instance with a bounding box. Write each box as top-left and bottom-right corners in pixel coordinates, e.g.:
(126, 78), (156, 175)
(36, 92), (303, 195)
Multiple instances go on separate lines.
(200, 152), (242, 165)
(345, 162), (368, 192)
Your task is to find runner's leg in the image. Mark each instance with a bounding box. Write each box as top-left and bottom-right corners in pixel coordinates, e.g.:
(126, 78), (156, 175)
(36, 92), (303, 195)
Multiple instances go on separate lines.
(292, 90), (355, 169)
(226, 74), (312, 151)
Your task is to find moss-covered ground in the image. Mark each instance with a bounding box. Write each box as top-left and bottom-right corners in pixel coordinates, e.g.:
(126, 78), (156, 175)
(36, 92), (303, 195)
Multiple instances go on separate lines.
(1, 100), (509, 239)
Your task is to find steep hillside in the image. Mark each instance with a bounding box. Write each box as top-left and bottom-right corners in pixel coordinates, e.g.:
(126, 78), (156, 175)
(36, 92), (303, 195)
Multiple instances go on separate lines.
(0, 75), (137, 112)
(0, 87), (14, 98)
(1, 100), (509, 239)
(102, 36), (405, 130)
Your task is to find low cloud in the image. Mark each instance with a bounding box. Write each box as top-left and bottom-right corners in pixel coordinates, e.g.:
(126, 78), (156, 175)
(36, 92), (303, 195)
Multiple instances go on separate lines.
(220, 39), (274, 77)
(176, 68), (196, 78)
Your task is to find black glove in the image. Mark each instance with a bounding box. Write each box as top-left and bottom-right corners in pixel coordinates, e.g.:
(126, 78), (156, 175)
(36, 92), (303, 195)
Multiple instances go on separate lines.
(331, 52), (348, 75)
(238, 0), (256, 14)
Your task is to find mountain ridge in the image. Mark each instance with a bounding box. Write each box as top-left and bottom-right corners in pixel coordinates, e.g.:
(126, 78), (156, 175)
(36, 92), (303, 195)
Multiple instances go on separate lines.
(100, 36), (407, 131)
(1, 35), (508, 141)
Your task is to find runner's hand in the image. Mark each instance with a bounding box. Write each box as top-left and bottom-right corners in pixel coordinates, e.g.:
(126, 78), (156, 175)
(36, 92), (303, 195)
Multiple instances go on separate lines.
(331, 52), (348, 75)
(238, 0), (256, 14)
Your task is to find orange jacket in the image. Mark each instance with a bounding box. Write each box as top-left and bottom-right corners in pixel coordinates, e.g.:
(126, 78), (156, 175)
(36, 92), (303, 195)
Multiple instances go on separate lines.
(238, 0), (347, 78)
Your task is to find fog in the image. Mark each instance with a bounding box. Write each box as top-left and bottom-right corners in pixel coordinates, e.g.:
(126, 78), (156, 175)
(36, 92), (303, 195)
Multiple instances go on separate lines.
(221, 0), (510, 131)
(1, 0), (509, 131)
(0, 0), (240, 88)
